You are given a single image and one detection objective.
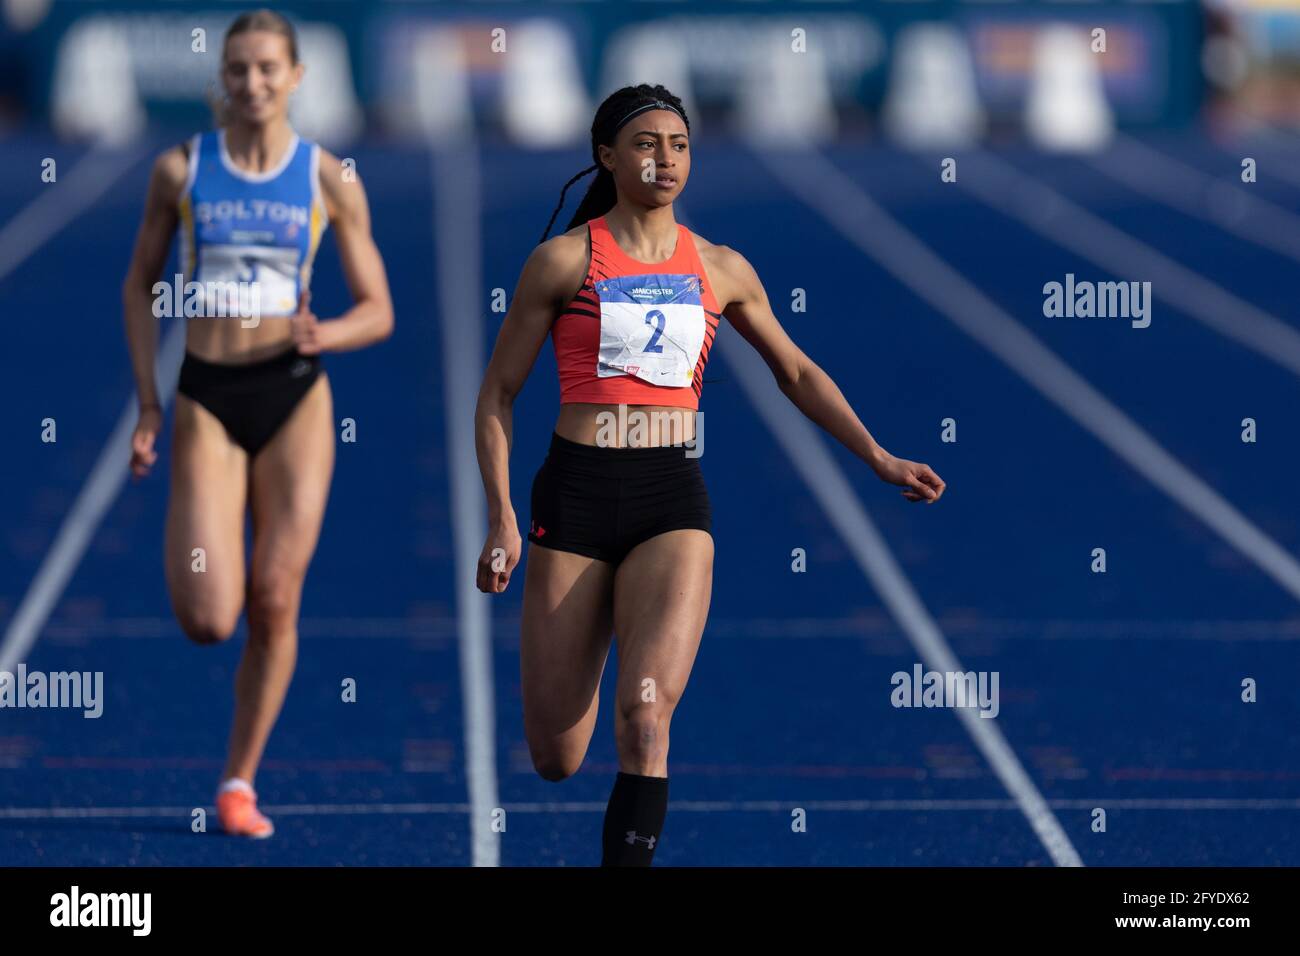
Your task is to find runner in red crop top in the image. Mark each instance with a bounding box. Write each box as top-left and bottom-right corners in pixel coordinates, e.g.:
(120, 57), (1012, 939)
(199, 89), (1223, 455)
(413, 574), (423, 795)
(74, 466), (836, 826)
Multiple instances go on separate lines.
(473, 84), (947, 869)
(552, 214), (721, 410)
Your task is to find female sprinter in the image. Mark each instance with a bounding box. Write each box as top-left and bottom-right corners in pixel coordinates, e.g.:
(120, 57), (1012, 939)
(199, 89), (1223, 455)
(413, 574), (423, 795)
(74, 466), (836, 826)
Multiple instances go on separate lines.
(122, 9), (393, 838)
(474, 84), (944, 866)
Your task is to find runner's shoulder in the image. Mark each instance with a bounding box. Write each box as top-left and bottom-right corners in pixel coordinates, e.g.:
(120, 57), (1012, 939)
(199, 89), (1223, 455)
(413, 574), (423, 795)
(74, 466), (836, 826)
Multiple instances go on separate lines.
(693, 235), (744, 275)
(690, 235), (756, 306)
(316, 148), (368, 222)
(150, 143), (190, 199)
(528, 226), (590, 301)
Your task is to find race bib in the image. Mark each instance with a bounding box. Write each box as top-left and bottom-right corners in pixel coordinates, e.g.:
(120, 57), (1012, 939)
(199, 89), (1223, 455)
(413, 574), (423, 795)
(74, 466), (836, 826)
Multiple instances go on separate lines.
(195, 244), (301, 318)
(595, 273), (706, 388)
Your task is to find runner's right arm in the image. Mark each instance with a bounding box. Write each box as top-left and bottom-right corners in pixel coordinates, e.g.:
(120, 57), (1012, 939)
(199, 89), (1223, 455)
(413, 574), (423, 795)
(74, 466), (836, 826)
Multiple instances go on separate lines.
(121, 146), (187, 478)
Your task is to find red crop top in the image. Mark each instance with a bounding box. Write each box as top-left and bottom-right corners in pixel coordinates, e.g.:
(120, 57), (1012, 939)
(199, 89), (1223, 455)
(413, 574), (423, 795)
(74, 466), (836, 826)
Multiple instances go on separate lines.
(551, 215), (721, 410)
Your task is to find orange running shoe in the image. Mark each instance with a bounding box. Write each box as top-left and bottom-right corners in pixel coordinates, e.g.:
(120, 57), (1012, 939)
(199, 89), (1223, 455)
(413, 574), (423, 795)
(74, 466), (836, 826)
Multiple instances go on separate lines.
(216, 785), (274, 839)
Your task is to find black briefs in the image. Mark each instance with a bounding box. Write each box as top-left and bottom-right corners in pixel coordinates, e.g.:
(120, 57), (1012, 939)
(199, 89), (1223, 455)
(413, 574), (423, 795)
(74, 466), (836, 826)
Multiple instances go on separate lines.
(176, 346), (322, 456)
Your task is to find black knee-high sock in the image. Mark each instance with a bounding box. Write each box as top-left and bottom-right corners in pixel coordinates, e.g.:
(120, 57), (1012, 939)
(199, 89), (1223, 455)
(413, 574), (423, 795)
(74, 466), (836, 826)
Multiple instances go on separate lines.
(601, 771), (669, 866)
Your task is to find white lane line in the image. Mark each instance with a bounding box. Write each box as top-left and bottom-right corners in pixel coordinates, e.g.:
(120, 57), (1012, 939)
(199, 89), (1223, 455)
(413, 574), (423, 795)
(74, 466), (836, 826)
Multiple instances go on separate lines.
(1089, 135), (1300, 265)
(710, 319), (1083, 867)
(676, 200), (1083, 868)
(0, 146), (186, 677)
(5, 798), (1292, 820)
(26, 616), (1300, 641)
(761, 147), (1300, 604)
(0, 146), (147, 281)
(1218, 134), (1300, 191)
(432, 141), (500, 868)
(958, 150), (1300, 379)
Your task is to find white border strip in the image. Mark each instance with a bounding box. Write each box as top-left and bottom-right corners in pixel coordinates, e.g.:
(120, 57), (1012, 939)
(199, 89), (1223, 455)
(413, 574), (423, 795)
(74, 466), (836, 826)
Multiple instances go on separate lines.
(432, 141), (500, 867)
(761, 147), (1300, 603)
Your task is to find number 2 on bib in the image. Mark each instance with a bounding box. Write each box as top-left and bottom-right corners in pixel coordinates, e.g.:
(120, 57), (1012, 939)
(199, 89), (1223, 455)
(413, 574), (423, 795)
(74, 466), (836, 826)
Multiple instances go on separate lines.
(595, 274), (706, 388)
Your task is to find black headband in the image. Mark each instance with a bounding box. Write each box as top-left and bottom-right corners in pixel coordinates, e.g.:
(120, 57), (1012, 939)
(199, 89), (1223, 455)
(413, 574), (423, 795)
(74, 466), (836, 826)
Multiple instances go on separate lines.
(611, 98), (685, 134)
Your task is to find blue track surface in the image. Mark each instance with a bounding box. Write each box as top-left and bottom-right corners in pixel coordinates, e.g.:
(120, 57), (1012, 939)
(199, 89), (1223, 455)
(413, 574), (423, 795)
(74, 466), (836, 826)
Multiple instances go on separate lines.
(2, 132), (1298, 865)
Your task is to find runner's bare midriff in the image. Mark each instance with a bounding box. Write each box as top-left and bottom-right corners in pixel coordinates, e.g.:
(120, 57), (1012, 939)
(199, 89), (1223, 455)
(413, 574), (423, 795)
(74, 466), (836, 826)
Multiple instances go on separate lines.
(555, 402), (698, 448)
(184, 318), (296, 364)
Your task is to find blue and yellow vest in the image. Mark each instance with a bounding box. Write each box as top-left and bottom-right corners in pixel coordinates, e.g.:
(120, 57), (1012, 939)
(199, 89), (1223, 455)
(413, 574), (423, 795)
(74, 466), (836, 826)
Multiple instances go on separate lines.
(177, 128), (328, 317)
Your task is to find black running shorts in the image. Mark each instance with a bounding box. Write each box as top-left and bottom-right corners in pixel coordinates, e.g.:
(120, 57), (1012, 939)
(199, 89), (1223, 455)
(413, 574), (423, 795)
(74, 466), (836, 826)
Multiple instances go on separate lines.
(527, 431), (712, 565)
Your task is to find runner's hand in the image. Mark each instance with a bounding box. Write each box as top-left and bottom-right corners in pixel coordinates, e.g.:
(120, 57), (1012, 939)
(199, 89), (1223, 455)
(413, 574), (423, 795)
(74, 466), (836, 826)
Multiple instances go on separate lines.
(477, 520), (522, 593)
(130, 404), (163, 479)
(290, 290), (323, 355)
(874, 453), (946, 504)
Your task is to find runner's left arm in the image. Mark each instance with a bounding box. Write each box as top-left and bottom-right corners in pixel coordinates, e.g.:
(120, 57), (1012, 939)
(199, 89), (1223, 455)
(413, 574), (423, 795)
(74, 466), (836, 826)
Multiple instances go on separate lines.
(302, 150), (395, 353)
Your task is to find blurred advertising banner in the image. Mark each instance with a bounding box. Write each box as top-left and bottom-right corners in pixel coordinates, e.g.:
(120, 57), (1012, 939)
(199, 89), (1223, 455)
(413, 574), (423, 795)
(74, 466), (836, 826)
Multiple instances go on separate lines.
(3, 0), (1205, 147)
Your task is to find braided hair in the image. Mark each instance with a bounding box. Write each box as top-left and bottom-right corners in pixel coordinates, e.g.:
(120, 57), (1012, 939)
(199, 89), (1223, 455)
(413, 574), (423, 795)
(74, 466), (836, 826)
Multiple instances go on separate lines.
(538, 84), (690, 245)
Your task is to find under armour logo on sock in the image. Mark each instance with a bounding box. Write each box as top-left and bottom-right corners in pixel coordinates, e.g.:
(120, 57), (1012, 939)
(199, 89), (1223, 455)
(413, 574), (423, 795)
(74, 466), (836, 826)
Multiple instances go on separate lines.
(625, 830), (656, 849)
